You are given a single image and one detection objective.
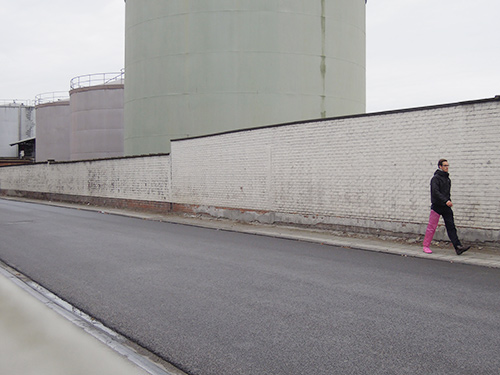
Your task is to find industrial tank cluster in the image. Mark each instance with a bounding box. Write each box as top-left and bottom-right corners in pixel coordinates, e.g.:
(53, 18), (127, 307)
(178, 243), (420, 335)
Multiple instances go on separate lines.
(124, 0), (366, 155)
(2, 1), (366, 162)
(35, 72), (124, 162)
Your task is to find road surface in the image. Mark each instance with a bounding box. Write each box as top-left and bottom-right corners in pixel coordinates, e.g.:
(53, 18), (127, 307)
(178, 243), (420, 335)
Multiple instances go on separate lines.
(1, 199), (499, 375)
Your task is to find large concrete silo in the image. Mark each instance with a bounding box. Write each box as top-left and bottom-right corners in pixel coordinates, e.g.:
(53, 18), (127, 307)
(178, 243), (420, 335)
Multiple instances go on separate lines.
(124, 0), (366, 155)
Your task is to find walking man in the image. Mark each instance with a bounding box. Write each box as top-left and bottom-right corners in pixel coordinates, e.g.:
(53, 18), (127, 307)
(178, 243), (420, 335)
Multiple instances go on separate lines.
(423, 159), (470, 255)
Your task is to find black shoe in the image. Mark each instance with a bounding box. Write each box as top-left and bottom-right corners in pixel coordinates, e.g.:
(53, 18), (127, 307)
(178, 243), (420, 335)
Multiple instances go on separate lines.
(455, 245), (471, 255)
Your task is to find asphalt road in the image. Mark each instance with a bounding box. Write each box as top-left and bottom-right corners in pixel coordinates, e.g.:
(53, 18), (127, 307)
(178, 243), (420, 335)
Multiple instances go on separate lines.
(1, 199), (499, 375)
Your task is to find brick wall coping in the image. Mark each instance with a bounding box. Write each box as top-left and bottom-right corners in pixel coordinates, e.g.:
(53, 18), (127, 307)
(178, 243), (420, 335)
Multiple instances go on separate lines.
(0, 153), (170, 168)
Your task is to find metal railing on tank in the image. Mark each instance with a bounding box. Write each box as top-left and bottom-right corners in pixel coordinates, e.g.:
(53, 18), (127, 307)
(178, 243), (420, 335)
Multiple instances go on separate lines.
(0, 99), (34, 106)
(34, 92), (70, 106)
(70, 70), (124, 90)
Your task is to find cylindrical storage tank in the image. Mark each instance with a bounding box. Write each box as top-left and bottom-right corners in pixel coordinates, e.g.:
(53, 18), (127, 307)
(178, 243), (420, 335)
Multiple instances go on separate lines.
(0, 104), (24, 157)
(35, 98), (71, 162)
(69, 76), (124, 161)
(124, 0), (366, 155)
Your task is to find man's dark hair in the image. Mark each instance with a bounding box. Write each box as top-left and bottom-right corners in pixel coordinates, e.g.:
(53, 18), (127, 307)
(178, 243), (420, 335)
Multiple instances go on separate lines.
(438, 159), (448, 167)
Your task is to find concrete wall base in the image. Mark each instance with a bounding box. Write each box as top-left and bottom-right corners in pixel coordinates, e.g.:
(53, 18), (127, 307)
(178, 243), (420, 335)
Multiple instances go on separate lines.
(3, 189), (498, 247)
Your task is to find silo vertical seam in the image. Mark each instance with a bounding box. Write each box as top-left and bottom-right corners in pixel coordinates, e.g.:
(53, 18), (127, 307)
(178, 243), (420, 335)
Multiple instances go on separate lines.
(320, 0), (327, 118)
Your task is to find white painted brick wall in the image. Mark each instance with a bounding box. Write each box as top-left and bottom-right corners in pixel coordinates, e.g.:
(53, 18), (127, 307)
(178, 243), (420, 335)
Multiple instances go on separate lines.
(171, 129), (275, 210)
(1, 98), (499, 241)
(0, 155), (171, 202)
(172, 99), (500, 240)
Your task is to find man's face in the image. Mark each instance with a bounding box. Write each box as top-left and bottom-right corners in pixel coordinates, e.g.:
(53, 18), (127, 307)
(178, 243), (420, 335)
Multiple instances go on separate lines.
(440, 162), (449, 172)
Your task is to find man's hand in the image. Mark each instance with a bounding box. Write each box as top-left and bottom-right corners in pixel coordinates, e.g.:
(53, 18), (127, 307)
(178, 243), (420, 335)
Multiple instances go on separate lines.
(446, 200), (453, 207)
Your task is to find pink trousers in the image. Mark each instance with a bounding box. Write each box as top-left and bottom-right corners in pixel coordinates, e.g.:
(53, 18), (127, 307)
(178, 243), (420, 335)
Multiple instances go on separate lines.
(423, 210), (440, 247)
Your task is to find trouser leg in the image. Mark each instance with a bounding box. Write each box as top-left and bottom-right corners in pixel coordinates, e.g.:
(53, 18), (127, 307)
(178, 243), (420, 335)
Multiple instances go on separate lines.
(439, 206), (461, 249)
(423, 210), (440, 248)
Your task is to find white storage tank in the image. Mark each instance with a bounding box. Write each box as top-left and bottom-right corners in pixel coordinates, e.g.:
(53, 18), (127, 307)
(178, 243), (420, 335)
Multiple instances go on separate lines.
(0, 101), (36, 158)
(69, 72), (124, 160)
(35, 93), (71, 162)
(124, 0), (366, 155)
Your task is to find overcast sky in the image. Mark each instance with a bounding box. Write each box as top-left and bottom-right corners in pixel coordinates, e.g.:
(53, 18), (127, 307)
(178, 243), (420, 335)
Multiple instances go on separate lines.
(1, 0), (498, 113)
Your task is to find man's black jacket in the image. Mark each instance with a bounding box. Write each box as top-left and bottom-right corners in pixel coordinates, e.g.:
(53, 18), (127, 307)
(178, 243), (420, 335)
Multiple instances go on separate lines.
(431, 169), (451, 207)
